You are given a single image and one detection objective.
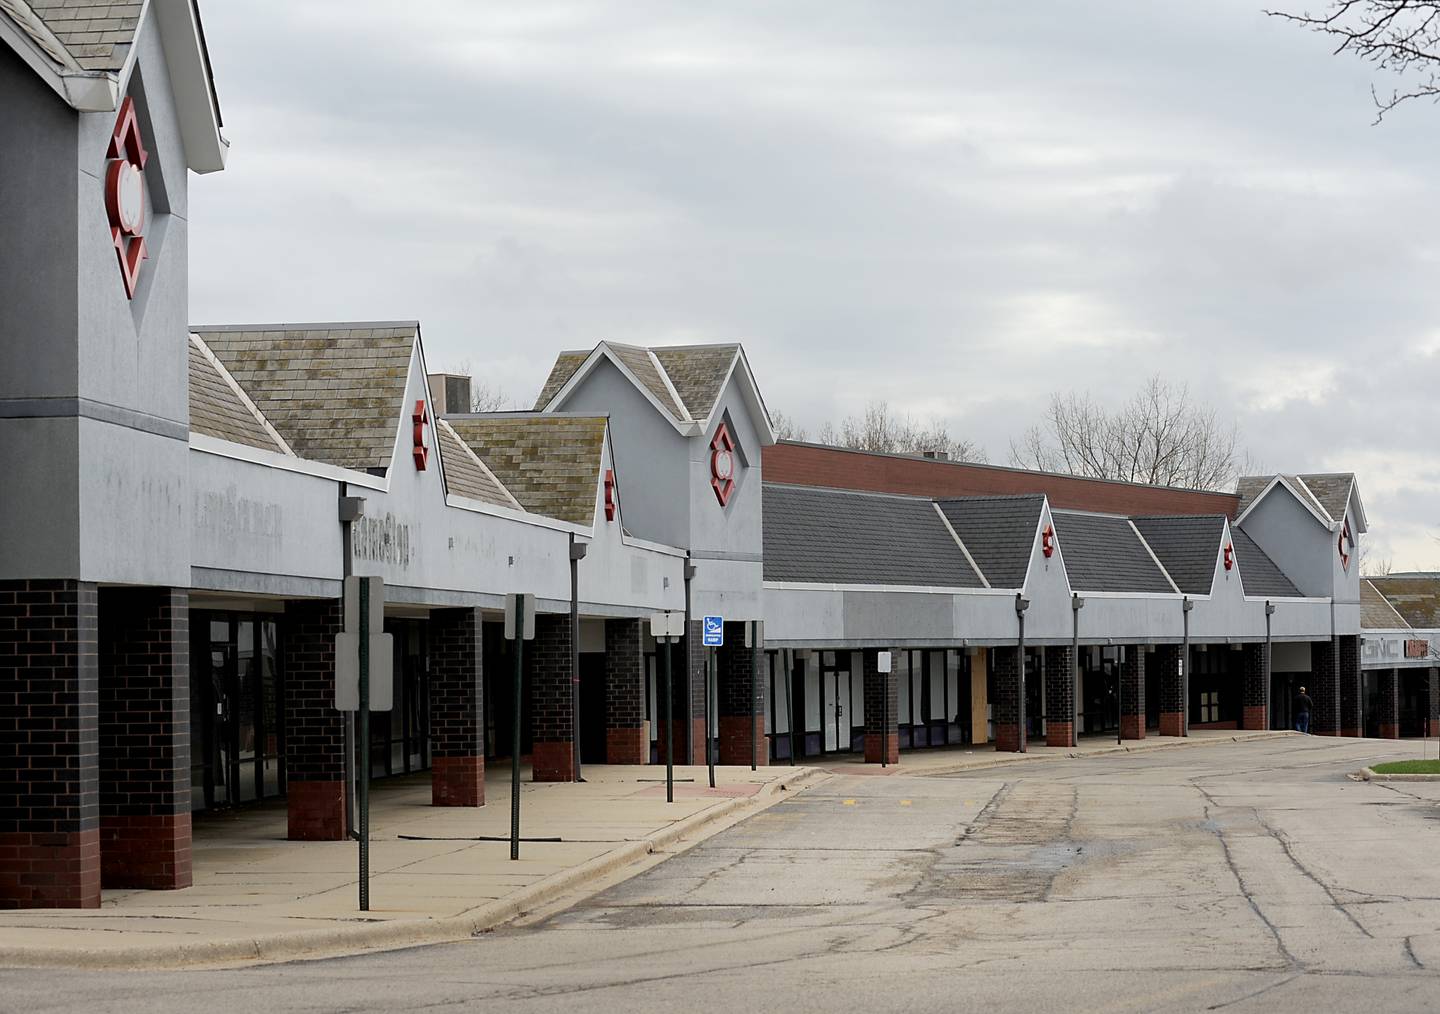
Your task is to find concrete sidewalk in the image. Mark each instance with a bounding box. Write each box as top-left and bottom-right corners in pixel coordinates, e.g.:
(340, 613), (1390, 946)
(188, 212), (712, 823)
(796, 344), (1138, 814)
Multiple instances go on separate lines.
(818, 728), (1300, 777)
(0, 762), (822, 971)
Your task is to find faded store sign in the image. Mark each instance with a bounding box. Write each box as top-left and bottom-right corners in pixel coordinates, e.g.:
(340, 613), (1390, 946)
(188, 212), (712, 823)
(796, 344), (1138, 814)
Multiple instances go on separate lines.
(354, 511), (412, 568)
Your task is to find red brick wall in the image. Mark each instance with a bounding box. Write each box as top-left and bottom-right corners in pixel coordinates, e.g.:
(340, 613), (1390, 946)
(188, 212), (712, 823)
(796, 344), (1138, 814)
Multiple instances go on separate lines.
(764, 442), (1240, 517)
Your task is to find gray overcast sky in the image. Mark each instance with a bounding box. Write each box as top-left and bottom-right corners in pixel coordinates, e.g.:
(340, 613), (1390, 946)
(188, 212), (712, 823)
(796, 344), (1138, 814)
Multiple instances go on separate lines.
(190, 1), (1440, 569)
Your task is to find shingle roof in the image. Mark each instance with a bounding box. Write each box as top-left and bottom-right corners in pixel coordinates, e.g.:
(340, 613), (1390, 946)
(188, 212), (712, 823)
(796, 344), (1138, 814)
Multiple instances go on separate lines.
(1367, 576), (1440, 629)
(535, 342), (742, 424)
(1361, 579), (1411, 629)
(534, 352), (587, 410)
(186, 335), (288, 454)
(1229, 527), (1301, 599)
(1235, 476), (1269, 516)
(1050, 511), (1175, 594)
(193, 324), (417, 471)
(1297, 473), (1354, 524)
(25, 0), (143, 71)
(651, 345), (738, 422)
(763, 484), (984, 587)
(1131, 516), (1224, 595)
(936, 495), (1043, 589)
(445, 415), (605, 525)
(436, 419), (522, 511)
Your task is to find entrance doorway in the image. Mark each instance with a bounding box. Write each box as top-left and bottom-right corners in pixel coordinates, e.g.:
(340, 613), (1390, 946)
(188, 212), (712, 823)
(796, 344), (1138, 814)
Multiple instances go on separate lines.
(820, 651), (854, 753)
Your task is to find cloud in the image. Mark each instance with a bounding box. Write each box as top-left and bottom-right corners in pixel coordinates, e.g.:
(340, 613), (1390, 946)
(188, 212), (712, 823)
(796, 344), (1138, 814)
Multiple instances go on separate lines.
(191, 0), (1440, 565)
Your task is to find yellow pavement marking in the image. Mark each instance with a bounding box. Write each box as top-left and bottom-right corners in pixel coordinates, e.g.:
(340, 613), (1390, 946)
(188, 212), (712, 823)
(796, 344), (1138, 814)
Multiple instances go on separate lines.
(842, 799), (857, 806)
(900, 800), (912, 806)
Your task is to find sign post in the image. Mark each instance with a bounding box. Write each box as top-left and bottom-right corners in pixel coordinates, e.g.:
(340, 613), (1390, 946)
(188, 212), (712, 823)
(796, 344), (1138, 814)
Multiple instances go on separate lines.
(703, 616), (723, 789)
(877, 649), (892, 768)
(652, 612), (685, 802)
(504, 593), (536, 860)
(334, 575), (392, 912)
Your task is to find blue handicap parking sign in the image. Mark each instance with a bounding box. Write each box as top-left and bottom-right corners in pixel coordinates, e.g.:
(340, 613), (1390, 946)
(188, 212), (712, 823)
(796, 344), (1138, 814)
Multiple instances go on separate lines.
(702, 615), (724, 647)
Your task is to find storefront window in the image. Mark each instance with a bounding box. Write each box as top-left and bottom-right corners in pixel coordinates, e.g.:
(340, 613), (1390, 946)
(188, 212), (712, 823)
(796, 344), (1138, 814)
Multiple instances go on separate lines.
(190, 611), (284, 812)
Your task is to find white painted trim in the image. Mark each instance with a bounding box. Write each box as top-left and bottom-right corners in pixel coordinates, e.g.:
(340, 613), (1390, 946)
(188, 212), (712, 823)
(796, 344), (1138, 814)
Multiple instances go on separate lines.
(189, 333), (295, 456)
(1129, 518), (1182, 595)
(1235, 474), (1334, 530)
(1290, 475), (1338, 529)
(543, 344), (699, 437)
(151, 0), (227, 172)
(764, 580), (1013, 597)
(189, 433), (388, 490)
(647, 348), (691, 422)
(729, 346), (777, 445)
(1022, 500), (1076, 601)
(933, 502), (991, 589)
(443, 491), (580, 533)
(0, 2), (118, 110)
(1072, 590), (1186, 601)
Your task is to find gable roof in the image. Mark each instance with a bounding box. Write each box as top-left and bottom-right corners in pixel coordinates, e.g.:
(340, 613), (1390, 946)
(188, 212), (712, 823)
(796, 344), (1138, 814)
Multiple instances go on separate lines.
(186, 334), (289, 454)
(193, 323), (418, 472)
(1229, 527), (1302, 599)
(1298, 473), (1362, 530)
(1367, 575), (1440, 629)
(2, 0), (226, 169)
(435, 418), (523, 511)
(936, 495), (1044, 590)
(1049, 510), (1175, 594)
(535, 341), (761, 436)
(1131, 516), (1224, 596)
(1361, 579), (1411, 629)
(762, 483), (984, 588)
(444, 414), (606, 526)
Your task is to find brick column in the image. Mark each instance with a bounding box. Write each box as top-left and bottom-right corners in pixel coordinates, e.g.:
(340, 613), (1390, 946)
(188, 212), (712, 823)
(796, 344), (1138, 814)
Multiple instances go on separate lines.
(1339, 635), (1362, 738)
(0, 580), (101, 909)
(1155, 644), (1184, 737)
(1310, 638), (1341, 736)
(98, 588), (191, 890)
(717, 622), (767, 766)
(283, 599), (346, 840)
(1428, 669), (1440, 738)
(604, 618), (646, 764)
(1120, 648), (1145, 740)
(1241, 642), (1268, 732)
(862, 648), (898, 764)
(992, 646), (1023, 752)
(1043, 645), (1074, 747)
(657, 623), (706, 766)
(429, 608), (483, 805)
(530, 614), (574, 782)
(1378, 668), (1400, 739)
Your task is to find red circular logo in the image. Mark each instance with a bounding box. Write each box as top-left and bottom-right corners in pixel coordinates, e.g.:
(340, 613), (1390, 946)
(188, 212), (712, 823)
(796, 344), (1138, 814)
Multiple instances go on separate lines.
(710, 422), (737, 506)
(104, 96), (150, 299)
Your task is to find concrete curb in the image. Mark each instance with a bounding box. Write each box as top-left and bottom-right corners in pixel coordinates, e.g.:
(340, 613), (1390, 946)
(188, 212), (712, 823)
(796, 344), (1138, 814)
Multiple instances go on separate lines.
(908, 730), (1299, 778)
(0, 767), (827, 972)
(1355, 766), (1440, 782)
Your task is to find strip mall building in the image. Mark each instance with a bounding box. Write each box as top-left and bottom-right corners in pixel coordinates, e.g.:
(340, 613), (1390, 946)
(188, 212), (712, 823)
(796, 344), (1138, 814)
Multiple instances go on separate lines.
(3, 0), (1437, 910)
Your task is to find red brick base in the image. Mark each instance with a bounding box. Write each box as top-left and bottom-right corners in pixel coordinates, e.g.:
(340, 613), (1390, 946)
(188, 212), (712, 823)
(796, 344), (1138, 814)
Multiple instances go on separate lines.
(1241, 706), (1268, 731)
(863, 731), (899, 764)
(1341, 727), (1362, 738)
(656, 719), (707, 766)
(100, 814), (191, 889)
(606, 726), (648, 765)
(1315, 729), (1341, 737)
(1379, 723), (1400, 740)
(288, 780), (346, 841)
(1046, 721), (1074, 748)
(1120, 715), (1145, 740)
(994, 723), (1023, 753)
(0, 829), (101, 909)
(718, 715), (769, 766)
(432, 755), (484, 806)
(531, 741), (575, 782)
(1159, 712), (1185, 737)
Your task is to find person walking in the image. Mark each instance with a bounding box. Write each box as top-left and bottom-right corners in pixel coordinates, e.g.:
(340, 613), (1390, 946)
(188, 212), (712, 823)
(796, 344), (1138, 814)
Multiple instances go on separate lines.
(1294, 686), (1313, 734)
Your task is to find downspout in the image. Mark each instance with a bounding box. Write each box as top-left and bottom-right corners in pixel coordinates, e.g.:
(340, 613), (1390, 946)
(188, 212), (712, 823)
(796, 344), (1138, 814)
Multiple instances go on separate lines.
(683, 558), (697, 762)
(1016, 594), (1030, 753)
(1182, 596), (1193, 737)
(338, 485), (365, 840)
(1071, 594), (1084, 748)
(569, 534), (587, 782)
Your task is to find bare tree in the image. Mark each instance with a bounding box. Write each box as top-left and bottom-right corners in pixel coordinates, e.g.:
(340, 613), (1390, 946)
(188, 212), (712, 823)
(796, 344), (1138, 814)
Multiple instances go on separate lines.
(812, 400), (986, 462)
(1360, 537), (1393, 576)
(769, 410), (807, 441)
(1268, 2), (1440, 120)
(1009, 376), (1245, 490)
(448, 359), (515, 412)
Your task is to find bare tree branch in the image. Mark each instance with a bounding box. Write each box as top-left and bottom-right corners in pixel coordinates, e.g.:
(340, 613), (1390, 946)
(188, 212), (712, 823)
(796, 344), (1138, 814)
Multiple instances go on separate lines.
(783, 400), (985, 462)
(1267, 2), (1440, 120)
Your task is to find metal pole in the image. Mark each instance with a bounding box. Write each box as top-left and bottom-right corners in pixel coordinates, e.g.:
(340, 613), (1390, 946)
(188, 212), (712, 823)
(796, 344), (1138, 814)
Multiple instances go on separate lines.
(1071, 595), (1082, 748)
(706, 647), (715, 789)
(683, 565), (693, 765)
(1182, 598), (1192, 737)
(750, 621), (758, 771)
(341, 484), (356, 841)
(663, 630), (674, 803)
(358, 578), (370, 911)
(1017, 595), (1028, 754)
(510, 596), (524, 861)
(1116, 643), (1123, 747)
(1265, 602), (1274, 731)
(787, 649), (797, 766)
(570, 534), (581, 783)
(881, 650), (889, 768)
